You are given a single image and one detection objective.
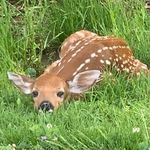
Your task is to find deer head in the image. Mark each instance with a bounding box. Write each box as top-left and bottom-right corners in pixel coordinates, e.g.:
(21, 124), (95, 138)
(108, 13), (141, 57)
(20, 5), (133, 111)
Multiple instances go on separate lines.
(8, 70), (100, 112)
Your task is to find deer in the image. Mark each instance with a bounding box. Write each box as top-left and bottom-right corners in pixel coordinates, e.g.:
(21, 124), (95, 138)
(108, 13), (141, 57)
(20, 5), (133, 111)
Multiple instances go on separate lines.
(7, 30), (149, 112)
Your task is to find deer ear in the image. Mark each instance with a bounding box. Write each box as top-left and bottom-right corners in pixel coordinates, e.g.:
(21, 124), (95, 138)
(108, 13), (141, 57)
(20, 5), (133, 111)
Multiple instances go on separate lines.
(7, 72), (34, 94)
(67, 70), (101, 94)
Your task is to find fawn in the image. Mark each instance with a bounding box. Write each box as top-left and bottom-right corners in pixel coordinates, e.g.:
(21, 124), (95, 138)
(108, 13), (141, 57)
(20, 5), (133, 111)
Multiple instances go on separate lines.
(8, 30), (149, 112)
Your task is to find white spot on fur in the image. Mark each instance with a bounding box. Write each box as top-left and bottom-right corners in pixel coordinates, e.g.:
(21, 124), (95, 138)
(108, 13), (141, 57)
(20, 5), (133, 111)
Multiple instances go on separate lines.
(91, 53), (97, 58)
(85, 59), (90, 63)
(109, 47), (113, 50)
(117, 68), (120, 71)
(112, 46), (118, 49)
(123, 54), (126, 58)
(97, 49), (102, 53)
(103, 47), (108, 50)
(72, 53), (76, 57)
(115, 58), (119, 62)
(80, 46), (85, 49)
(57, 66), (64, 74)
(105, 60), (111, 65)
(121, 64), (124, 68)
(123, 60), (128, 64)
(77, 63), (85, 71)
(73, 72), (77, 76)
(84, 42), (89, 45)
(119, 57), (122, 60)
(85, 67), (89, 70)
(76, 48), (82, 53)
(100, 60), (104, 64)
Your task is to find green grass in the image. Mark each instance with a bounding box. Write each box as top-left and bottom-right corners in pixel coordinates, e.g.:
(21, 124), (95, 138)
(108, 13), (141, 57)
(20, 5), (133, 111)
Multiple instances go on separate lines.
(0, 0), (150, 149)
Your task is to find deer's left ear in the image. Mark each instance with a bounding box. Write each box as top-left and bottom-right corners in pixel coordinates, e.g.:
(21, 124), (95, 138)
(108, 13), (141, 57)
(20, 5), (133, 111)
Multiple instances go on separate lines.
(67, 70), (101, 94)
(7, 72), (34, 94)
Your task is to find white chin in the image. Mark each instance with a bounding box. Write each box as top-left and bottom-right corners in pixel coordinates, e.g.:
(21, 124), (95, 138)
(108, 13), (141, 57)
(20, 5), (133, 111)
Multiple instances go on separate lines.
(48, 109), (53, 113)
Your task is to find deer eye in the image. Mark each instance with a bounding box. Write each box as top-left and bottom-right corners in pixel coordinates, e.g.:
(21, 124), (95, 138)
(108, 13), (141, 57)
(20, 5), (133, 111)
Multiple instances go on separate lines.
(57, 91), (64, 98)
(32, 91), (39, 97)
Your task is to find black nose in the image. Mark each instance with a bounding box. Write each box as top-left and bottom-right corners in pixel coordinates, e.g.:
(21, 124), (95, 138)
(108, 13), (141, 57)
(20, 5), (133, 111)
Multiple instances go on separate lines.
(39, 101), (54, 112)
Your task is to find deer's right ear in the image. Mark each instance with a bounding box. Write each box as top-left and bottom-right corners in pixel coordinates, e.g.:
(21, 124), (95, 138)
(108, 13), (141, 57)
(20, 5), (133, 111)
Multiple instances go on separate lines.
(7, 72), (34, 94)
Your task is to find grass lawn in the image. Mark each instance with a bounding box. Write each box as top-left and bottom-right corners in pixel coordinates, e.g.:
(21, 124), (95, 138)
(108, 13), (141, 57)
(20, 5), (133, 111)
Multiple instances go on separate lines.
(0, 0), (150, 149)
